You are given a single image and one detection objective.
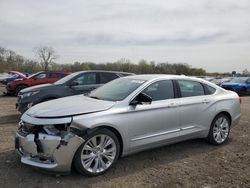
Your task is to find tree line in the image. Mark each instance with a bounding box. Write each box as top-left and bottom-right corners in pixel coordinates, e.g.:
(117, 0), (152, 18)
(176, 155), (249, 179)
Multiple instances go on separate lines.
(0, 46), (206, 76)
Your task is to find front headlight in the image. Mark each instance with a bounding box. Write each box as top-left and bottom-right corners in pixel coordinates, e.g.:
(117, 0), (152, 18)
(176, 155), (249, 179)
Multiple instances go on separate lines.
(22, 91), (40, 98)
(43, 125), (60, 135)
(43, 124), (69, 135)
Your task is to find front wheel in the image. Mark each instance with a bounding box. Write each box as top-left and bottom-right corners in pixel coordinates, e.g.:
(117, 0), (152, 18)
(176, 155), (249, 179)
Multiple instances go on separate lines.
(74, 128), (120, 176)
(207, 114), (230, 145)
(15, 85), (28, 96)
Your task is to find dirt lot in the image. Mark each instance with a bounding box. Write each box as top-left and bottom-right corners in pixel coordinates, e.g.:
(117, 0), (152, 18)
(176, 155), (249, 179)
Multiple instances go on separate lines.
(0, 85), (249, 188)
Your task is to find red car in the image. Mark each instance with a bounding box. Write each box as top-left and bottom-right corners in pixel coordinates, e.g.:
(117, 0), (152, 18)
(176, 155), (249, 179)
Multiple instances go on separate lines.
(5, 71), (70, 95)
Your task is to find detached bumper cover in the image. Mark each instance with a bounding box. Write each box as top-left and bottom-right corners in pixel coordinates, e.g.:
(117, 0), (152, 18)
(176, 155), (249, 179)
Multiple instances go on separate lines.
(15, 131), (84, 172)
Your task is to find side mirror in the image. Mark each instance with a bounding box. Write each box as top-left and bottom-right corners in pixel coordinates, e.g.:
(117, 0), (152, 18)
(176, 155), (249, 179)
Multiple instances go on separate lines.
(68, 81), (79, 87)
(130, 92), (152, 105)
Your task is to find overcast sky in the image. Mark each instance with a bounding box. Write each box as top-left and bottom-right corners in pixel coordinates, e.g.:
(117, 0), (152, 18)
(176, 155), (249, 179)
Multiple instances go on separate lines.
(0, 0), (249, 72)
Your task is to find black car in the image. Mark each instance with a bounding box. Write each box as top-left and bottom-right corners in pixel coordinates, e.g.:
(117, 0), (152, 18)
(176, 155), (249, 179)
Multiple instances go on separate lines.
(16, 70), (134, 113)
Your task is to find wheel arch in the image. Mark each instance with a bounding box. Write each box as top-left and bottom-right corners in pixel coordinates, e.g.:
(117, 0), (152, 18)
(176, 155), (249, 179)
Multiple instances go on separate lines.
(214, 111), (232, 125)
(15, 84), (29, 95)
(96, 125), (124, 157)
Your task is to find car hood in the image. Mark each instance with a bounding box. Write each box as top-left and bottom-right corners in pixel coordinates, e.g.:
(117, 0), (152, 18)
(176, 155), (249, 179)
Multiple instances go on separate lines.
(20, 84), (54, 93)
(26, 95), (116, 118)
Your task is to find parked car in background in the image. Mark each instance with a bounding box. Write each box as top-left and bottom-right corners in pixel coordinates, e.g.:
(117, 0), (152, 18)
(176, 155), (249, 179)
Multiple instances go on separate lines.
(211, 77), (232, 86)
(5, 71), (69, 96)
(221, 77), (250, 96)
(0, 71), (27, 85)
(197, 76), (215, 82)
(15, 75), (241, 176)
(16, 70), (134, 113)
(0, 72), (9, 80)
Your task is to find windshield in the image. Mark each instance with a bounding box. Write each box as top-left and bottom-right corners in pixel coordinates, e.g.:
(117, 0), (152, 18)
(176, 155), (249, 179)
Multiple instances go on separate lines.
(229, 77), (249, 83)
(54, 72), (79, 85)
(89, 78), (146, 101)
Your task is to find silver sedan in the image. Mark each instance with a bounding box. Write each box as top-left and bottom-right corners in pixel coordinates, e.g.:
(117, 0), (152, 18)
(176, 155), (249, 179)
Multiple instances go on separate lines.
(15, 75), (241, 176)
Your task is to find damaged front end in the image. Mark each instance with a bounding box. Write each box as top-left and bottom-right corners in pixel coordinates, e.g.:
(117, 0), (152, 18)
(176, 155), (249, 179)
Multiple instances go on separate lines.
(15, 118), (85, 172)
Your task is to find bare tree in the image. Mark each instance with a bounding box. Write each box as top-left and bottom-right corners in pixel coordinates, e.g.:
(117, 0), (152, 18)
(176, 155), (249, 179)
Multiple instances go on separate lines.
(242, 69), (250, 76)
(34, 46), (58, 71)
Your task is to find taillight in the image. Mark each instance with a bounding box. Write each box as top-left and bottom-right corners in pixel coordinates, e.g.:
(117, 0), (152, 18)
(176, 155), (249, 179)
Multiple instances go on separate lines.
(239, 97), (242, 104)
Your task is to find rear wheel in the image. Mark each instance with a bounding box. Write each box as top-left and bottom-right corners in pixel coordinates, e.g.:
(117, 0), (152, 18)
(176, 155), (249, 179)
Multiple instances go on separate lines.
(239, 87), (247, 96)
(74, 128), (120, 176)
(15, 85), (28, 96)
(207, 114), (230, 145)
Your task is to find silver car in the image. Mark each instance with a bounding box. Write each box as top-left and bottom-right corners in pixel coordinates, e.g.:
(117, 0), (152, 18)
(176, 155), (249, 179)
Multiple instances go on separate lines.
(15, 75), (241, 176)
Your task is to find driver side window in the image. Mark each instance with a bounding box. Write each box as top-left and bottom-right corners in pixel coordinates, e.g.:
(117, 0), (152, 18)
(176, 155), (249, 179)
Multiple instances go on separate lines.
(73, 73), (97, 85)
(142, 80), (174, 101)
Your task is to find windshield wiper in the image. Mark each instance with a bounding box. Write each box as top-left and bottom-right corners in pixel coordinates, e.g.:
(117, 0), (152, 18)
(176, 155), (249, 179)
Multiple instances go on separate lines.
(89, 96), (100, 100)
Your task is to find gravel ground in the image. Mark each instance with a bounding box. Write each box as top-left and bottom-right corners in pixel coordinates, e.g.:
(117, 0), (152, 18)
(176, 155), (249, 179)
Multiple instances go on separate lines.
(0, 85), (249, 188)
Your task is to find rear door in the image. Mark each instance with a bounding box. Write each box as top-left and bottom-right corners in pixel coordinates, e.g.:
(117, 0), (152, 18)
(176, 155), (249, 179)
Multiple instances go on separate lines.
(177, 80), (215, 137)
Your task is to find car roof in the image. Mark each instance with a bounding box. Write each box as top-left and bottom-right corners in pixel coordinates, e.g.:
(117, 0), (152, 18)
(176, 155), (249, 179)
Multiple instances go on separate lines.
(44, 71), (70, 74)
(125, 74), (222, 88)
(125, 74), (190, 81)
(73, 70), (134, 75)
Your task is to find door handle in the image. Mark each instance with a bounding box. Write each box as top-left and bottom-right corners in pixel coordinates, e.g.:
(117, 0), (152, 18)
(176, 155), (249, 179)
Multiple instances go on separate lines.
(202, 99), (211, 104)
(90, 87), (96, 90)
(167, 102), (179, 108)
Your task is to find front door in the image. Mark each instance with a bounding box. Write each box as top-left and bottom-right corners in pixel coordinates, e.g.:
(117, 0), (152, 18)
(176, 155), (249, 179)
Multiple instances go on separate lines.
(127, 80), (180, 151)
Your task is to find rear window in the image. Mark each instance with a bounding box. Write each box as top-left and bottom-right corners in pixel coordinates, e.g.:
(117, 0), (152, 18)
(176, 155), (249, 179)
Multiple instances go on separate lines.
(204, 84), (216, 95)
(178, 80), (205, 97)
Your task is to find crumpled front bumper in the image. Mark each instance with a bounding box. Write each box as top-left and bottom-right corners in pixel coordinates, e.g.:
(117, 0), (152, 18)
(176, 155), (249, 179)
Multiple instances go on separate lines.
(15, 131), (84, 172)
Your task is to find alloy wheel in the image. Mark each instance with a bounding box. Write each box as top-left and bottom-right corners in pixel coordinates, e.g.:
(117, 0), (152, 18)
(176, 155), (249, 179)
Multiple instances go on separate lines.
(80, 134), (117, 173)
(212, 117), (229, 144)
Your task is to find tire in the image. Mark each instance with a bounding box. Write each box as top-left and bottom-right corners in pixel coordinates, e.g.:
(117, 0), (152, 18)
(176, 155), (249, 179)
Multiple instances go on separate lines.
(15, 85), (28, 96)
(207, 114), (231, 145)
(74, 128), (120, 176)
(239, 87), (247, 96)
